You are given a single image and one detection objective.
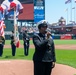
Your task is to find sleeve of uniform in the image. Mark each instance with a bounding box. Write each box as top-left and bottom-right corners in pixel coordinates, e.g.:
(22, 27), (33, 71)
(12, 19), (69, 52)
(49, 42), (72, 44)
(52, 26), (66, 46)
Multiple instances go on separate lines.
(22, 33), (25, 41)
(33, 34), (49, 48)
(51, 40), (56, 62)
(1, 0), (8, 9)
(28, 34), (30, 41)
(18, 1), (23, 9)
(17, 1), (23, 14)
(1, 1), (6, 6)
(1, 1), (9, 15)
(2, 36), (5, 45)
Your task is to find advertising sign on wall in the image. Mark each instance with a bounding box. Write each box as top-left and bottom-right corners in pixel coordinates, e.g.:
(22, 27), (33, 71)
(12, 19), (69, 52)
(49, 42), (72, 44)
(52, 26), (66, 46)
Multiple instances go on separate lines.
(34, 6), (45, 23)
(34, 0), (44, 6)
(34, 0), (45, 23)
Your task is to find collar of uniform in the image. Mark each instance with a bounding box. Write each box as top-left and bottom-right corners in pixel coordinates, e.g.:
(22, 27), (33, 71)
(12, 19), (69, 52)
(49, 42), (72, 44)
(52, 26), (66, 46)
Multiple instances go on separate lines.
(39, 33), (45, 37)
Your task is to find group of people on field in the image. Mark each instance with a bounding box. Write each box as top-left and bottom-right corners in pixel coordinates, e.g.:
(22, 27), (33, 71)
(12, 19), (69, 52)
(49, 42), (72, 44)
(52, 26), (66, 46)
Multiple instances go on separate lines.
(10, 30), (30, 56)
(0, 0), (30, 57)
(0, 0), (56, 75)
(0, 0), (23, 56)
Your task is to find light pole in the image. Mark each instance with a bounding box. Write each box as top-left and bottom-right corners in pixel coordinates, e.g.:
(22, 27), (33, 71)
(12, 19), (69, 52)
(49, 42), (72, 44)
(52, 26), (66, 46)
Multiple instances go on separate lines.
(67, 8), (68, 24)
(74, 7), (75, 23)
(72, 7), (75, 24)
(65, 8), (68, 24)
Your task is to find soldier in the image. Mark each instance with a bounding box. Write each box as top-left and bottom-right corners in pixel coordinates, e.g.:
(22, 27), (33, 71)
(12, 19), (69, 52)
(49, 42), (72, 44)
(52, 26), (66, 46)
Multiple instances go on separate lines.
(10, 30), (16, 56)
(0, 35), (5, 56)
(33, 20), (56, 75)
(0, 5), (6, 57)
(23, 30), (30, 56)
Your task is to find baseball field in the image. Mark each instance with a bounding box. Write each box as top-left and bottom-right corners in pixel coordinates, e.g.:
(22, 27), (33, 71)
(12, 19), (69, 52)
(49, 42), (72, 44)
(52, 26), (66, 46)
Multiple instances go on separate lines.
(0, 39), (76, 68)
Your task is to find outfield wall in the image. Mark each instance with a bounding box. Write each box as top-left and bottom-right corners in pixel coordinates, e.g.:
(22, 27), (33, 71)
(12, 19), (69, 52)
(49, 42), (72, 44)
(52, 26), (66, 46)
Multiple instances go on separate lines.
(52, 34), (76, 39)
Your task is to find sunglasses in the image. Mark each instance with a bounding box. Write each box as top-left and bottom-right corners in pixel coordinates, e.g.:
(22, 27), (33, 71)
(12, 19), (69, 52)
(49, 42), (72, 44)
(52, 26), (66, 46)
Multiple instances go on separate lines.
(42, 26), (47, 28)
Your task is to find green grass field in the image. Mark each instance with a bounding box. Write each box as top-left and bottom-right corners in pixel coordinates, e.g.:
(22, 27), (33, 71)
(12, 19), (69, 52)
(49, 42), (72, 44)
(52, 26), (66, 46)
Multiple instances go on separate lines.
(56, 50), (76, 68)
(0, 48), (34, 60)
(5, 39), (76, 45)
(54, 39), (76, 45)
(5, 40), (33, 45)
(0, 48), (76, 68)
(0, 40), (76, 68)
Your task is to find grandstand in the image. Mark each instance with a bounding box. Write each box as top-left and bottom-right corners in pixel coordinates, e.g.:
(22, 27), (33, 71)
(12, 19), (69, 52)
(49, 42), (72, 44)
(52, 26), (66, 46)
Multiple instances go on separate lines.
(1, 0), (76, 39)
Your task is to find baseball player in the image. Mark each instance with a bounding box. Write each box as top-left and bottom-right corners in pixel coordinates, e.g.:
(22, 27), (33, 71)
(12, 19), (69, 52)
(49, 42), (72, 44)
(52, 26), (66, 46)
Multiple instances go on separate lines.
(2, 0), (23, 20)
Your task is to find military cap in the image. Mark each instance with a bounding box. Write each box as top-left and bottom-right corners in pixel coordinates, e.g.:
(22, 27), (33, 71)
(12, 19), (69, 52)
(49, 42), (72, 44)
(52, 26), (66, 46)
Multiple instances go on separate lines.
(37, 20), (49, 29)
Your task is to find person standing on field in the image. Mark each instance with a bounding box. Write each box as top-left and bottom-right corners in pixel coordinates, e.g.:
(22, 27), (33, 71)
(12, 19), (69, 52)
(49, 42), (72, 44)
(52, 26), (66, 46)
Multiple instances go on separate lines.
(23, 30), (30, 56)
(0, 5), (6, 57)
(10, 30), (16, 56)
(33, 20), (56, 75)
